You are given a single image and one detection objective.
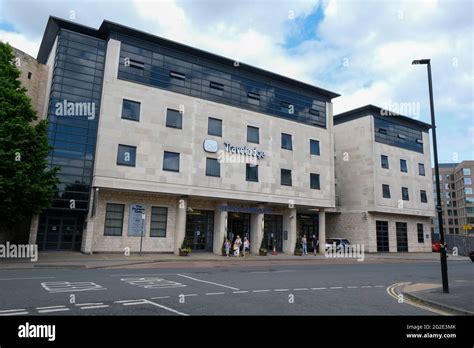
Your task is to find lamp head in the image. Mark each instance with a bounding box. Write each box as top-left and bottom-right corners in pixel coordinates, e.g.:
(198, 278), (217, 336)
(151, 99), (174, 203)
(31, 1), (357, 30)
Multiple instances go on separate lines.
(412, 59), (430, 65)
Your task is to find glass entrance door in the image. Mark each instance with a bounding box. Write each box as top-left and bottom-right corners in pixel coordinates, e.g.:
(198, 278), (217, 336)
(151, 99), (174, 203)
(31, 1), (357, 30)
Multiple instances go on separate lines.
(185, 210), (214, 251)
(264, 215), (283, 251)
(298, 214), (319, 251)
(227, 212), (251, 246)
(37, 212), (84, 250)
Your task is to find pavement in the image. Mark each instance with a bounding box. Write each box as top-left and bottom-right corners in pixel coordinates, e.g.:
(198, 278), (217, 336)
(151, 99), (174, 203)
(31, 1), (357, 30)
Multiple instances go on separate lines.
(402, 280), (474, 315)
(0, 257), (472, 316)
(0, 250), (470, 270)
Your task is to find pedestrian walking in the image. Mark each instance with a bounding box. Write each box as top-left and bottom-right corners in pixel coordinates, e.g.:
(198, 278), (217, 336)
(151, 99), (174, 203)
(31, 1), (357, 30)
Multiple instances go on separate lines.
(234, 235), (242, 257)
(312, 236), (318, 255)
(302, 235), (308, 255)
(243, 237), (250, 256)
(224, 238), (231, 257)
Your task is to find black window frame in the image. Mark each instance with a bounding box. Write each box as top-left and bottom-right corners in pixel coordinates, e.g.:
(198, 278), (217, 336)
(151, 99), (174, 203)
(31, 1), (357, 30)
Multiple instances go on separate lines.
(104, 203), (124, 236)
(417, 223), (424, 243)
(420, 190), (428, 203)
(402, 187), (409, 201)
(310, 173), (320, 190)
(116, 144), (136, 167)
(376, 220), (389, 252)
(310, 139), (320, 156)
(208, 117), (222, 137)
(281, 168), (292, 186)
(281, 133), (293, 150)
(418, 163), (425, 176)
(163, 151), (180, 172)
(247, 126), (260, 144)
(206, 157), (220, 177)
(381, 155), (389, 169)
(121, 99), (141, 121)
(400, 159), (408, 173)
(166, 108), (183, 129)
(246, 164), (259, 182)
(150, 206), (168, 238)
(382, 184), (391, 198)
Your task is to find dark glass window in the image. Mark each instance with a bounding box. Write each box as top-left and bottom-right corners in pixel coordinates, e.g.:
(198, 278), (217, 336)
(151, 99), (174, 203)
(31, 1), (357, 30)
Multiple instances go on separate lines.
(166, 108), (182, 129)
(247, 92), (260, 105)
(163, 151), (180, 172)
(381, 155), (389, 169)
(378, 128), (387, 135)
(310, 139), (320, 156)
(206, 158), (220, 177)
(376, 220), (389, 252)
(104, 203), (124, 236)
(117, 144), (136, 166)
(208, 117), (222, 137)
(281, 133), (293, 150)
(418, 163), (425, 176)
(121, 99), (140, 121)
(400, 159), (407, 173)
(420, 190), (428, 203)
(382, 184), (391, 198)
(170, 71), (185, 80)
(396, 222), (408, 252)
(310, 173), (320, 190)
(246, 164), (258, 182)
(402, 187), (409, 201)
(417, 223), (424, 243)
(150, 207), (167, 237)
(247, 126), (259, 144)
(281, 169), (292, 186)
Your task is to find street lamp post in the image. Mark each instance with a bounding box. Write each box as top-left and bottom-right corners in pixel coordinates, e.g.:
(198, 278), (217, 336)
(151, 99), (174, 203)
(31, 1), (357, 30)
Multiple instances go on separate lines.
(412, 59), (449, 293)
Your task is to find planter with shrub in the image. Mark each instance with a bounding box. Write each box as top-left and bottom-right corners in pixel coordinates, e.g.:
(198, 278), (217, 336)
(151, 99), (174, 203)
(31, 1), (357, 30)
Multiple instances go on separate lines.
(179, 240), (191, 256)
(294, 238), (303, 256)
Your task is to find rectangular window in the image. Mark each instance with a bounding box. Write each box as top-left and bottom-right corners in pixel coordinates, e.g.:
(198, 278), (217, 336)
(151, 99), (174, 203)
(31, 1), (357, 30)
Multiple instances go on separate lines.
(310, 139), (320, 156)
(418, 163), (425, 176)
(121, 99), (140, 121)
(402, 187), (409, 201)
(464, 178), (472, 185)
(163, 151), (180, 172)
(169, 71), (186, 80)
(208, 117), (222, 137)
(309, 108), (319, 117)
(447, 210), (452, 216)
(396, 222), (408, 252)
(397, 133), (406, 139)
(465, 188), (473, 195)
(247, 126), (259, 144)
(209, 81), (224, 91)
(117, 144), (136, 167)
(129, 59), (144, 69)
(281, 169), (292, 186)
(400, 159), (407, 173)
(463, 168), (471, 175)
(420, 190), (427, 203)
(247, 92), (260, 106)
(376, 221), (389, 252)
(417, 223), (424, 243)
(246, 164), (258, 182)
(381, 155), (389, 169)
(104, 203), (124, 236)
(166, 108), (182, 129)
(310, 173), (320, 190)
(382, 184), (391, 198)
(378, 128), (387, 135)
(150, 207), (167, 237)
(281, 133), (293, 150)
(206, 158), (220, 177)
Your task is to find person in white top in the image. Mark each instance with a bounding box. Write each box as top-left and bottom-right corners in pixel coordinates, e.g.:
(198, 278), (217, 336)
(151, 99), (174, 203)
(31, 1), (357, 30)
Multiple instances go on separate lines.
(301, 235), (308, 255)
(243, 237), (250, 256)
(234, 235), (242, 257)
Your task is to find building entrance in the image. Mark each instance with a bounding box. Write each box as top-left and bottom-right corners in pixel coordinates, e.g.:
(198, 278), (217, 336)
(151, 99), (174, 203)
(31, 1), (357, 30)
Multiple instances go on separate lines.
(185, 210), (214, 251)
(36, 211), (84, 250)
(298, 214), (319, 251)
(264, 215), (283, 252)
(227, 212), (251, 246)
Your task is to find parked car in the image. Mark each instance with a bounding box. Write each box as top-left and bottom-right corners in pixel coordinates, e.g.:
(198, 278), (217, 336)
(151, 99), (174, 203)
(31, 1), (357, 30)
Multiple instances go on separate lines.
(325, 238), (351, 251)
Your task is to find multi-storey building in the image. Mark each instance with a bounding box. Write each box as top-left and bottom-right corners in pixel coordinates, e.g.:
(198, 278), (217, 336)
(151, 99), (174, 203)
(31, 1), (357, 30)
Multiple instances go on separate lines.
(327, 105), (434, 252)
(26, 16), (340, 254)
(431, 161), (474, 238)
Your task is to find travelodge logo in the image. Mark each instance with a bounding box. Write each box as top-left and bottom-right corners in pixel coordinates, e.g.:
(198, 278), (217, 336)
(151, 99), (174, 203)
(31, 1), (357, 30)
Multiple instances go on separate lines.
(203, 139), (219, 153)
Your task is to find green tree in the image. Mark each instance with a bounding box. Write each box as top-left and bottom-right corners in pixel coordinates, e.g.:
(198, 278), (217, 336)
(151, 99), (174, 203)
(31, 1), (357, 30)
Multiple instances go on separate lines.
(0, 42), (59, 236)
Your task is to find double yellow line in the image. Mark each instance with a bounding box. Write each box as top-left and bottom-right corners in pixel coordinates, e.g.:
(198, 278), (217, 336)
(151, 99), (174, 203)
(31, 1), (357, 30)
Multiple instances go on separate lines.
(386, 282), (451, 316)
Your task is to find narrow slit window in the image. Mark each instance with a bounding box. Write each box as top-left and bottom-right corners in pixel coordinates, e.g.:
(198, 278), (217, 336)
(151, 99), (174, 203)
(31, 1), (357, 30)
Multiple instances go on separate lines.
(247, 92), (260, 101)
(397, 133), (406, 139)
(170, 71), (186, 80)
(129, 59), (145, 69)
(309, 108), (319, 117)
(378, 128), (387, 135)
(210, 81), (224, 91)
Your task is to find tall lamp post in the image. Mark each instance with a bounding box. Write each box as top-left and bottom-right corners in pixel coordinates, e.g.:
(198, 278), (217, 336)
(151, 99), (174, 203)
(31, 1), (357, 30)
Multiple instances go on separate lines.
(412, 59), (449, 293)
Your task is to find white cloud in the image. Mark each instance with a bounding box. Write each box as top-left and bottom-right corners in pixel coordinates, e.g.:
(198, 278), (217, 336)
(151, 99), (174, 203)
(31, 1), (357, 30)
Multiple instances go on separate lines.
(0, 30), (40, 56)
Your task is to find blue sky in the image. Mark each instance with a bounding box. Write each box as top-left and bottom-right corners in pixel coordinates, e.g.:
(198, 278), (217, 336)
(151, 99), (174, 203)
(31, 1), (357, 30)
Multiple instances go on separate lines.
(0, 0), (472, 164)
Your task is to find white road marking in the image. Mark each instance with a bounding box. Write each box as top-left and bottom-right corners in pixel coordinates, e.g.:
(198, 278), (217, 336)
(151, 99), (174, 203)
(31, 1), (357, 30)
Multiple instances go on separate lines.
(374, 285), (385, 288)
(0, 277), (56, 281)
(36, 305), (66, 310)
(0, 311), (28, 316)
(38, 308), (70, 313)
(249, 270), (295, 274)
(177, 274), (239, 291)
(233, 291), (248, 294)
(293, 288), (309, 291)
(252, 289), (271, 293)
(182, 294), (198, 297)
(311, 287), (326, 290)
(329, 286), (343, 289)
(0, 308), (26, 313)
(41, 281), (106, 293)
(80, 305), (110, 310)
(74, 303), (103, 306)
(151, 296), (171, 300)
(120, 277), (185, 289)
(274, 289), (289, 292)
(205, 292), (225, 295)
(347, 286), (359, 289)
(361, 286), (372, 288)
(143, 299), (189, 316)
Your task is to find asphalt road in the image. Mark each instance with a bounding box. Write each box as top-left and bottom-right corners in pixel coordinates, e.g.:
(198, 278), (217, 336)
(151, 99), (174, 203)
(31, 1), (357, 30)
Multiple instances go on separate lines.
(0, 261), (471, 316)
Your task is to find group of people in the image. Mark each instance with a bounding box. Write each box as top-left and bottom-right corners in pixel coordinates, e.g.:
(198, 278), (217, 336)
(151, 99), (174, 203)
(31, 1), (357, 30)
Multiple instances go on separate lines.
(224, 235), (250, 257)
(301, 235), (319, 255)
